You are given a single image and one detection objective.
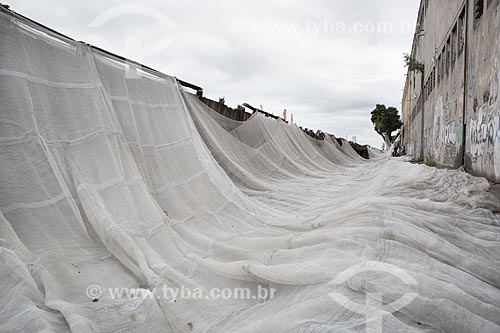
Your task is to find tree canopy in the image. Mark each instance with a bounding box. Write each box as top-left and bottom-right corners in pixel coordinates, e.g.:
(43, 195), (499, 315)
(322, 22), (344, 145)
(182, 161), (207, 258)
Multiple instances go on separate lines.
(371, 104), (402, 143)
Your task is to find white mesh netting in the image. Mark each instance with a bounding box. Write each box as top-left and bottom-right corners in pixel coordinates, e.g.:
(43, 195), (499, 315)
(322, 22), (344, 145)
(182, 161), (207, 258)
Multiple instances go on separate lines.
(1, 10), (500, 333)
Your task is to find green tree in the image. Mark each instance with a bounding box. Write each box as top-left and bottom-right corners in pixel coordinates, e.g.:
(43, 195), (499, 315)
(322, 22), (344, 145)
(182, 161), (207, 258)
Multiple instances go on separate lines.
(403, 53), (424, 73)
(371, 104), (402, 143)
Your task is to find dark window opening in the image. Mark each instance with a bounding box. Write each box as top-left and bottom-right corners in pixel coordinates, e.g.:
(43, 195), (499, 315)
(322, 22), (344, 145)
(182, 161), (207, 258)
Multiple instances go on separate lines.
(441, 49), (446, 79)
(432, 67), (436, 90)
(458, 9), (466, 54)
(446, 38), (451, 76)
(437, 54), (442, 84)
(418, 13), (424, 30)
(475, 0), (484, 19)
(425, 67), (435, 98)
(451, 25), (457, 66)
(418, 2), (425, 30)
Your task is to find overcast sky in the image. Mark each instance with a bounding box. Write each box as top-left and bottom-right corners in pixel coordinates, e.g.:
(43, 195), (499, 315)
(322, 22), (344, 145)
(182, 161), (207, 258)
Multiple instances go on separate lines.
(9, 0), (420, 148)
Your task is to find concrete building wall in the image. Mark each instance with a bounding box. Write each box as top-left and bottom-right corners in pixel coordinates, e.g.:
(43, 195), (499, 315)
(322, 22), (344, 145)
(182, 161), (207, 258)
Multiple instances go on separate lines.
(402, 0), (500, 182)
(199, 96), (252, 121)
(465, 0), (500, 181)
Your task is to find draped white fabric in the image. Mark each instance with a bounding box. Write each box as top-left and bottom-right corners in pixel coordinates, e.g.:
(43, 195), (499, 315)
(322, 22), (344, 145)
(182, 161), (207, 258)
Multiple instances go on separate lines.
(1, 11), (500, 333)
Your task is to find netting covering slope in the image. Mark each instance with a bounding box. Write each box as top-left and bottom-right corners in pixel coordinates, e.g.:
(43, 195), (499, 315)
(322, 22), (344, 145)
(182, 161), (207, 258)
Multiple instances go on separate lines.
(1, 11), (500, 333)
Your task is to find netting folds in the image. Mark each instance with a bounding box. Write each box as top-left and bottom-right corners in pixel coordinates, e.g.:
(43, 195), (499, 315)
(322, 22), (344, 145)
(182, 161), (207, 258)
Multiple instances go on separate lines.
(1, 10), (500, 333)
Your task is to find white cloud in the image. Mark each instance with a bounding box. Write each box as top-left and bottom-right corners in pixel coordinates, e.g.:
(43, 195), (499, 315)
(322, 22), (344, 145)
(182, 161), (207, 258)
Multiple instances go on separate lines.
(8, 0), (420, 147)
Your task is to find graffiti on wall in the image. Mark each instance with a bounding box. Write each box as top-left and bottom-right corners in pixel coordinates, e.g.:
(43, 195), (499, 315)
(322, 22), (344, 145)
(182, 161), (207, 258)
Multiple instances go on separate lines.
(444, 119), (463, 163)
(469, 68), (500, 169)
(444, 121), (458, 145)
(432, 96), (463, 164)
(432, 97), (445, 153)
(470, 108), (500, 162)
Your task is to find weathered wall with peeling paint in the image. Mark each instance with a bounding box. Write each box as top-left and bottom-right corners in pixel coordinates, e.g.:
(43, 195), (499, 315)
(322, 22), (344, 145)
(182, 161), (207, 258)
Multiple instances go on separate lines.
(402, 0), (500, 182)
(402, 0), (466, 164)
(464, 0), (500, 181)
